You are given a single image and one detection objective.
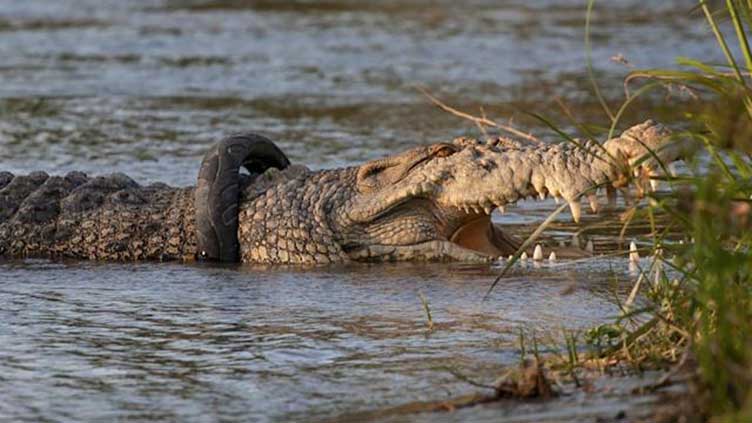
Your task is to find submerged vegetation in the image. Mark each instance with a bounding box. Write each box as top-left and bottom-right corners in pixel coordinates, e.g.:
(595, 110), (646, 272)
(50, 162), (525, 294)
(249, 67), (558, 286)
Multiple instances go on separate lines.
(513, 1), (752, 420)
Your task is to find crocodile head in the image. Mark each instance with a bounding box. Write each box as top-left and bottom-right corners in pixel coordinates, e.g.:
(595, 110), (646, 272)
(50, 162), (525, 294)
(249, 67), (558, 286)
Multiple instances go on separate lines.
(334, 120), (692, 262)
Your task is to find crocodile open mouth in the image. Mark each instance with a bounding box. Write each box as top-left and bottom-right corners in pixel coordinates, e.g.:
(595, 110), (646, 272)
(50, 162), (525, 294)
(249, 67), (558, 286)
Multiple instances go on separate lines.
(449, 215), (519, 257)
(443, 201), (592, 261)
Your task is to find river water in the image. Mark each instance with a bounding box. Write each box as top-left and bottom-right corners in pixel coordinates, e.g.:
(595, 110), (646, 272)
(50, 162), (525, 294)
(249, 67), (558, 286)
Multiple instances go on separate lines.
(0, 1), (714, 422)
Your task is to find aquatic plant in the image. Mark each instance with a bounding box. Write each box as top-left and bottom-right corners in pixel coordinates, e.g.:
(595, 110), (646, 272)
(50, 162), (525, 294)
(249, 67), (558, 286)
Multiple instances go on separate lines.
(421, 1), (752, 418)
(535, 0), (752, 419)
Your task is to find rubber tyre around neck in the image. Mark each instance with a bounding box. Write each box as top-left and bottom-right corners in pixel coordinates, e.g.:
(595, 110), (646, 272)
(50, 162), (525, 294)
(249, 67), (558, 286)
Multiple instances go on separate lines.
(194, 133), (290, 262)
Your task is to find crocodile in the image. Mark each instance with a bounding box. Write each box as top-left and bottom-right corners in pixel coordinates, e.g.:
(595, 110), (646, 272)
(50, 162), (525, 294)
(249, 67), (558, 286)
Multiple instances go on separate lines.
(0, 120), (692, 264)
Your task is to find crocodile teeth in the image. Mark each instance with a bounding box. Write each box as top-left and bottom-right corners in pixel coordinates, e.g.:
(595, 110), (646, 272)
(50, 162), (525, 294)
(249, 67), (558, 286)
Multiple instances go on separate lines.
(420, 182), (435, 193)
(538, 191), (546, 200)
(635, 182), (646, 198)
(548, 251), (557, 261)
(520, 252), (528, 261)
(483, 206), (492, 215)
(533, 244), (543, 261)
(585, 239), (594, 253)
(649, 179), (660, 192)
(553, 196), (561, 205)
(588, 194), (599, 213)
(569, 200), (581, 223)
(498, 205), (506, 214)
(629, 241), (640, 262)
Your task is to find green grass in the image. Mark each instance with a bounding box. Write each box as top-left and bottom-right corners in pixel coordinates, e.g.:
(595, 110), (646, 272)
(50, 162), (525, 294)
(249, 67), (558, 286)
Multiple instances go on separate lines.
(618, 2), (752, 419)
(493, 1), (752, 420)
(590, 1), (752, 419)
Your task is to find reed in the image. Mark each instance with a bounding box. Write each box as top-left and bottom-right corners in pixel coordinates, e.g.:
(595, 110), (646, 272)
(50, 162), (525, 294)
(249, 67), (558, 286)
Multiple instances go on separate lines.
(494, 1), (752, 419)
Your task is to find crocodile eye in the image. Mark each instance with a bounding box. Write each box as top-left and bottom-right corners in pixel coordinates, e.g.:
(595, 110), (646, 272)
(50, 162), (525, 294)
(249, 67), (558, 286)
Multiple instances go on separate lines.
(431, 144), (458, 158)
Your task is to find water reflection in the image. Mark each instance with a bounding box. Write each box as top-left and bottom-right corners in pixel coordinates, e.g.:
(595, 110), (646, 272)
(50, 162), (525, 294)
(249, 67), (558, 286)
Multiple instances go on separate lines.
(1, 260), (635, 421)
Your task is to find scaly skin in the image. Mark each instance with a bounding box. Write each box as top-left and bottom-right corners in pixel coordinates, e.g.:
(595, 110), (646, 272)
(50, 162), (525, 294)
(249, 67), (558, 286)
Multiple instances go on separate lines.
(0, 171), (197, 261)
(0, 121), (691, 264)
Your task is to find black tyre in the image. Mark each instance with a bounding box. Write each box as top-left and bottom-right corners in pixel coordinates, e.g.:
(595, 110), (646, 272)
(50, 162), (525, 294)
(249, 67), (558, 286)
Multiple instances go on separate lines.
(195, 133), (290, 262)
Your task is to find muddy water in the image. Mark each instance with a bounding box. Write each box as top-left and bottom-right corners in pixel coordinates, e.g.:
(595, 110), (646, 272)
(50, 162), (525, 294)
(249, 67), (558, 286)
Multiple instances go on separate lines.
(1, 1), (709, 422)
(1, 259), (643, 422)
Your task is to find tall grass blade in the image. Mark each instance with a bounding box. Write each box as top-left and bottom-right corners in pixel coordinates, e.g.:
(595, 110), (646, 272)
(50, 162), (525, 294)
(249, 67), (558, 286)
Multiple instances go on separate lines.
(585, 0), (615, 122)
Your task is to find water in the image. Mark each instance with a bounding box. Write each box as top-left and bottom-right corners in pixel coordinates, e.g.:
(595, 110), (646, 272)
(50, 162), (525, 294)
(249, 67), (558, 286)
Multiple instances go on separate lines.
(0, 1), (710, 421)
(0, 0), (717, 183)
(1, 259), (640, 422)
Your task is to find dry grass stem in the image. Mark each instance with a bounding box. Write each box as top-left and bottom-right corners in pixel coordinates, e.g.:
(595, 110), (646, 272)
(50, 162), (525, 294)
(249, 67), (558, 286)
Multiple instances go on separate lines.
(415, 85), (541, 143)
